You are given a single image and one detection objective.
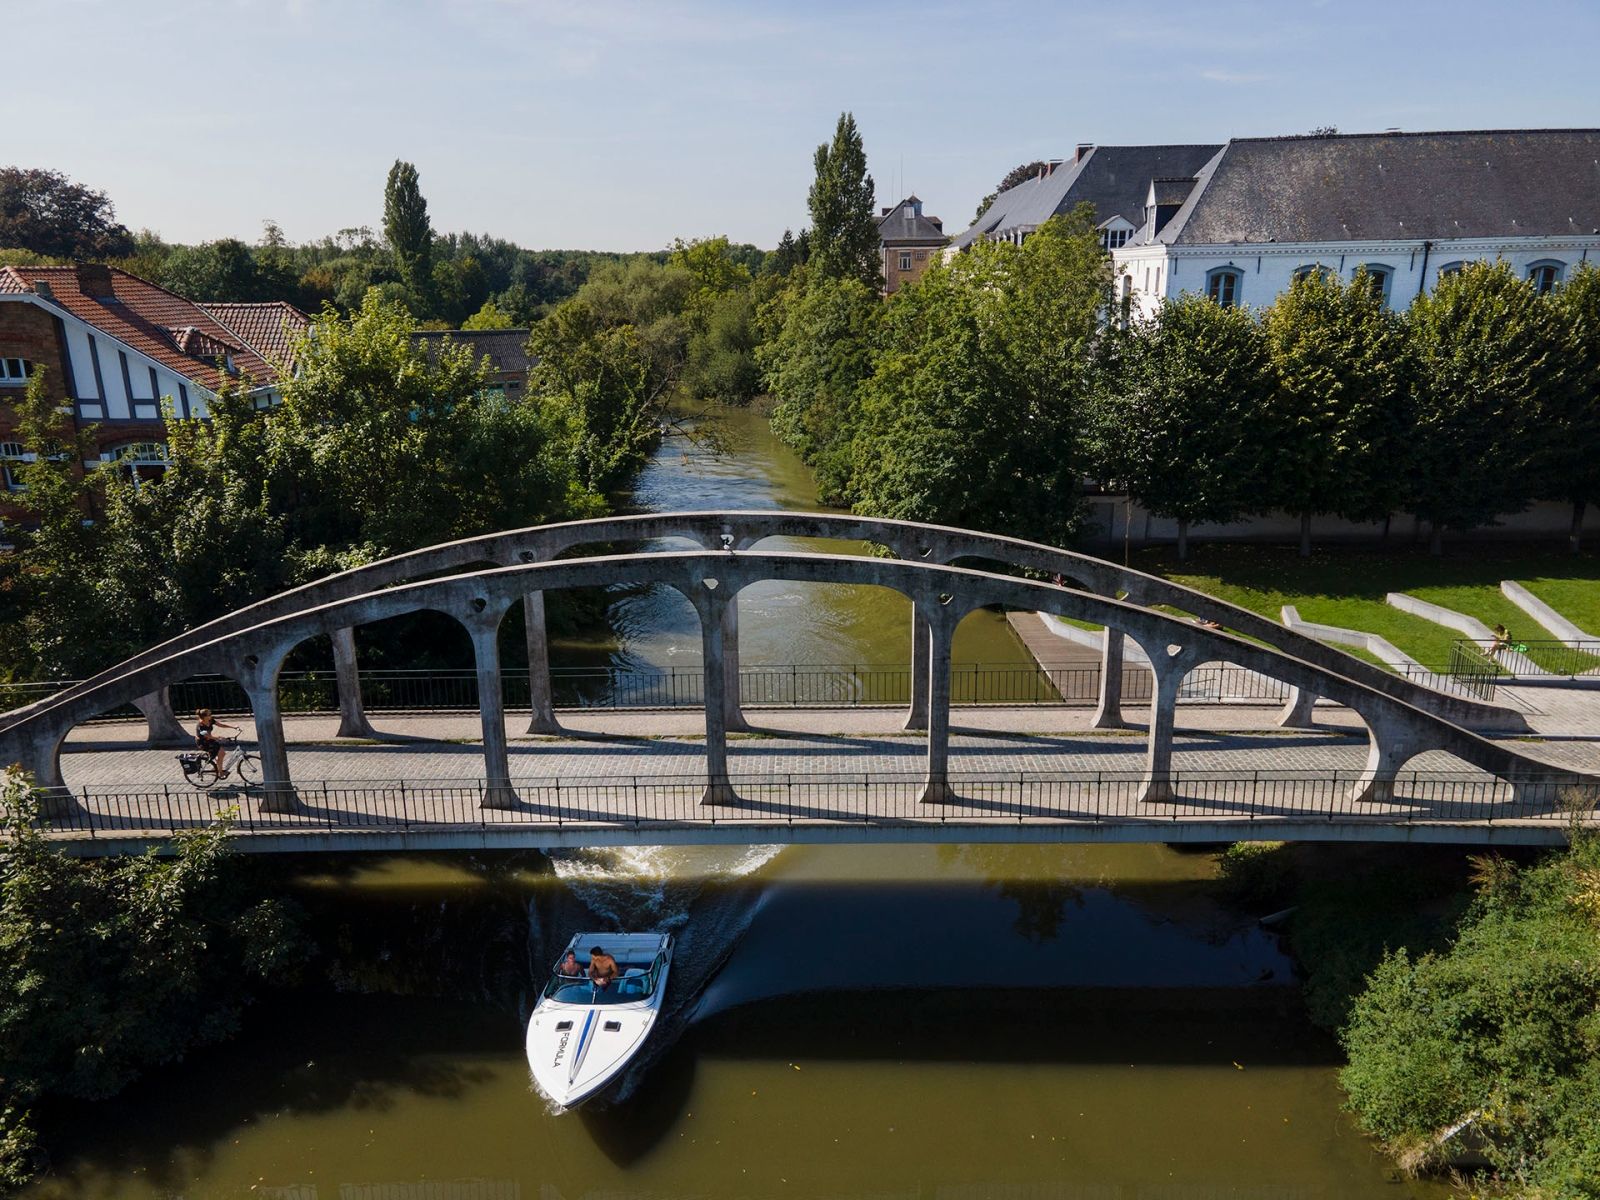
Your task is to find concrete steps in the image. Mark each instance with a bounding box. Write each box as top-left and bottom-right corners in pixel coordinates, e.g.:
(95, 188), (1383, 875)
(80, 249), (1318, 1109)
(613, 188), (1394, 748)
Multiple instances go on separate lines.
(1500, 580), (1598, 645)
(1385, 592), (1551, 676)
(1280, 605), (1428, 675)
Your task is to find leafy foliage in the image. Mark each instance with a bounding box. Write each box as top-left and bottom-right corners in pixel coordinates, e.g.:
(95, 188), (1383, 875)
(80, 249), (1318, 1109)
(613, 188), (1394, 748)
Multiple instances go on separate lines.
(807, 113), (882, 290)
(0, 768), (309, 1187)
(1340, 837), (1600, 1194)
(0, 167), (133, 259)
(973, 159), (1049, 221)
(383, 159), (434, 305)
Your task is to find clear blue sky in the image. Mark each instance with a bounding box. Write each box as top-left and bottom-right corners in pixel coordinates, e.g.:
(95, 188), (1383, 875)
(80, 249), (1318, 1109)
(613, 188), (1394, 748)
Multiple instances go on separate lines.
(8, 0), (1599, 252)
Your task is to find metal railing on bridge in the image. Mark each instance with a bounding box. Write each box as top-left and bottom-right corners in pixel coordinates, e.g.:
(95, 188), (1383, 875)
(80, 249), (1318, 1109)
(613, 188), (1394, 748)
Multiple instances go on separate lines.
(33, 769), (1599, 844)
(4, 661), (1299, 720)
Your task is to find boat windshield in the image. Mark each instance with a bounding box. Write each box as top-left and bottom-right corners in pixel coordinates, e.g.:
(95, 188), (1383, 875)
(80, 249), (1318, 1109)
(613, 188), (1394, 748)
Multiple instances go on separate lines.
(543, 955), (661, 1005)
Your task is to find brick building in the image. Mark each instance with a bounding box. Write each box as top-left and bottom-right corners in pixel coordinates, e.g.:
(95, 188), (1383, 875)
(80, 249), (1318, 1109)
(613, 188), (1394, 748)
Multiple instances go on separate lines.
(0, 265), (303, 508)
(878, 196), (947, 294)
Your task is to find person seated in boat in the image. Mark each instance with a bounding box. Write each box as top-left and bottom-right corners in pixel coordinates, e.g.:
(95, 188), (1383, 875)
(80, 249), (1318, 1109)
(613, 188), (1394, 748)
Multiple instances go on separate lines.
(558, 950), (582, 979)
(587, 945), (620, 989)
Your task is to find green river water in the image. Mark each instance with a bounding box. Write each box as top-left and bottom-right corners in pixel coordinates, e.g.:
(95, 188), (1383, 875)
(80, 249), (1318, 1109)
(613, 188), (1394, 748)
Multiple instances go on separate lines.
(20, 405), (1452, 1199)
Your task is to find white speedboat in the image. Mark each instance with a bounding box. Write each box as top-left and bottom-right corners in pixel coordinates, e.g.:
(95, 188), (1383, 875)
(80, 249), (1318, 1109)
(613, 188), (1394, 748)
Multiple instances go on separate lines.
(525, 932), (674, 1108)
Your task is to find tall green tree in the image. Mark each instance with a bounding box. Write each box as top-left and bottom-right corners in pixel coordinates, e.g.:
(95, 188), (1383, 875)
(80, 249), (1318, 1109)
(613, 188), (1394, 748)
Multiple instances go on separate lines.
(383, 159), (434, 304)
(1262, 269), (1414, 555)
(1543, 262), (1600, 552)
(973, 159), (1048, 222)
(0, 166), (133, 259)
(758, 271), (883, 502)
(848, 210), (1109, 543)
(1405, 261), (1569, 552)
(807, 113), (882, 289)
(1093, 293), (1275, 560)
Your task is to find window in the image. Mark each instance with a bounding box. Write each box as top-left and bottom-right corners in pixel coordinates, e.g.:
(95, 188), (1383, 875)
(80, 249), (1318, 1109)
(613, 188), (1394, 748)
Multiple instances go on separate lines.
(1205, 267), (1242, 308)
(103, 441), (169, 487)
(1355, 264), (1395, 306)
(0, 358), (32, 386)
(1, 441), (31, 491)
(898, 251), (912, 271)
(1100, 228), (1130, 250)
(1435, 261), (1466, 280)
(1291, 264), (1334, 284)
(914, 250), (927, 260)
(1119, 275), (1133, 328)
(1526, 259), (1565, 294)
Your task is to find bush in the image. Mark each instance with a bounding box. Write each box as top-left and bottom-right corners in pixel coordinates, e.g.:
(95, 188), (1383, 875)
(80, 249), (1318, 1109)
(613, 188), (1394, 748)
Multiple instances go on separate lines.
(1216, 841), (1296, 909)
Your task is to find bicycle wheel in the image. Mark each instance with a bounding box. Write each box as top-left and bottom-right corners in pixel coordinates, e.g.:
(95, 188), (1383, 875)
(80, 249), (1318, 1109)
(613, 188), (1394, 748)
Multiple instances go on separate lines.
(183, 760), (221, 790)
(234, 753), (259, 786)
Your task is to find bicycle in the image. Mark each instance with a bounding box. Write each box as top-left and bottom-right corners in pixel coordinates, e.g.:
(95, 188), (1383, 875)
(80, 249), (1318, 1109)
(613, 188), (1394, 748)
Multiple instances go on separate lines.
(176, 735), (259, 790)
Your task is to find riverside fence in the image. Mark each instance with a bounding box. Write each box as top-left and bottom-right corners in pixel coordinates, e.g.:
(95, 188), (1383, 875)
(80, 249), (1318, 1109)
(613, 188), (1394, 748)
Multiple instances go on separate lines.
(6, 661), (1305, 720)
(34, 769), (1599, 848)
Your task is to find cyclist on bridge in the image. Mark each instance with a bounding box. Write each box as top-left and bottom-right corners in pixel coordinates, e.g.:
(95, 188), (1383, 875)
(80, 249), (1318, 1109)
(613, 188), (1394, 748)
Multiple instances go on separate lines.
(194, 708), (238, 777)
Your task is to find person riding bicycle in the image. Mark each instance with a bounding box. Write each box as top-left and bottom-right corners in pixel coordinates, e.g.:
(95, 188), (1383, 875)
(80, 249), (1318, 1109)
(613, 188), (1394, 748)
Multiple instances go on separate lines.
(194, 708), (238, 775)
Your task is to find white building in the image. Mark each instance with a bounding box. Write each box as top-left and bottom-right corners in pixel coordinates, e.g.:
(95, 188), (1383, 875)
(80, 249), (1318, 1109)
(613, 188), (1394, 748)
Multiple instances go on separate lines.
(1111, 129), (1600, 319)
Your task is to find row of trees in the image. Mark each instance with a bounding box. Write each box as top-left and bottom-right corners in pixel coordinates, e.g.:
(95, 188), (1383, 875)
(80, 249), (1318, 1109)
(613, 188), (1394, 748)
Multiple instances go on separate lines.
(763, 210), (1600, 557)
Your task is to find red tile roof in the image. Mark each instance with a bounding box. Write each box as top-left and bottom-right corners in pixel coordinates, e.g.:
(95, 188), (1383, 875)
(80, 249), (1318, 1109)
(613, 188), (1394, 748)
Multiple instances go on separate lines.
(0, 264), (284, 390)
(200, 301), (310, 372)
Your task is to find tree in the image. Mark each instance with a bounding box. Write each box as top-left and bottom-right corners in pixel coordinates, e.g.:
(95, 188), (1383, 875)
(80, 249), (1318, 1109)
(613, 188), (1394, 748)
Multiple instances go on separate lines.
(683, 287), (761, 405)
(973, 160), (1048, 221)
(849, 210), (1110, 544)
(158, 238), (266, 301)
(807, 113), (882, 289)
(1261, 269), (1413, 555)
(462, 298), (517, 330)
(667, 235), (752, 332)
(1542, 263), (1600, 552)
(383, 160), (434, 303)
(1405, 261), (1569, 552)
(758, 271), (883, 502)
(1093, 293), (1275, 560)
(766, 227), (809, 275)
(0, 167), (133, 259)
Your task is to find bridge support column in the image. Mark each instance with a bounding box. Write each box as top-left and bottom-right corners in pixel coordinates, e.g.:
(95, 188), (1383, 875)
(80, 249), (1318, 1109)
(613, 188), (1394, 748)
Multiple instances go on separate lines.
(1348, 720), (1416, 806)
(133, 687), (189, 746)
(1091, 631), (1132, 730)
(8, 726), (79, 820)
(468, 624), (517, 810)
(1139, 649), (1188, 804)
(1276, 685), (1318, 730)
(697, 586), (737, 807)
(521, 590), (561, 735)
(330, 627), (378, 739)
(919, 606), (956, 805)
(235, 648), (296, 814)
(904, 606), (930, 730)
(721, 591), (751, 733)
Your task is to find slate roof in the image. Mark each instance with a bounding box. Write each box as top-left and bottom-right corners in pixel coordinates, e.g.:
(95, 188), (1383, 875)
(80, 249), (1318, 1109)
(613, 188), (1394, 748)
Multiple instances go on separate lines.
(1156, 129), (1600, 245)
(200, 301), (310, 372)
(0, 264), (283, 389)
(878, 196), (948, 246)
(951, 144), (1224, 250)
(413, 329), (533, 382)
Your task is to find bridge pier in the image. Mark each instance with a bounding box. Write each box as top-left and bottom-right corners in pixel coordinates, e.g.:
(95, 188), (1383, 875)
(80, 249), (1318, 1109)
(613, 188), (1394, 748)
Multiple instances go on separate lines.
(234, 649), (296, 814)
(330, 627), (378, 739)
(721, 591), (751, 733)
(919, 605), (956, 805)
(1139, 647), (1188, 804)
(521, 590), (561, 735)
(1277, 685), (1319, 730)
(132, 687), (189, 746)
(904, 606), (930, 730)
(464, 619), (517, 810)
(696, 584), (737, 806)
(1348, 722), (1417, 806)
(1091, 631), (1132, 730)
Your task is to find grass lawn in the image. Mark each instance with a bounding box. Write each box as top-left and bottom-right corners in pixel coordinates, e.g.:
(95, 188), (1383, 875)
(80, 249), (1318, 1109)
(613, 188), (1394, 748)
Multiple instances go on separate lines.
(1133, 542), (1600, 671)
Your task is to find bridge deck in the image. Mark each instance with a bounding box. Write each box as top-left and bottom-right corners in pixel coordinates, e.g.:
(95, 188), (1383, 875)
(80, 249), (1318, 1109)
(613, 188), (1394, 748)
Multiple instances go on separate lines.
(40, 702), (1600, 853)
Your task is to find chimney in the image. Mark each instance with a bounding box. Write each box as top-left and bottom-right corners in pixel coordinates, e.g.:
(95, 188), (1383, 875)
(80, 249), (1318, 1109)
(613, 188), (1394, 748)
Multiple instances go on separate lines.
(75, 263), (115, 299)
(1075, 143), (1094, 163)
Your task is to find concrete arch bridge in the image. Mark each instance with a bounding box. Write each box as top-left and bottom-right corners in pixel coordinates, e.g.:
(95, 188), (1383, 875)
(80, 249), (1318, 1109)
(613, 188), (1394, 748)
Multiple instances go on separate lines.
(0, 514), (1588, 853)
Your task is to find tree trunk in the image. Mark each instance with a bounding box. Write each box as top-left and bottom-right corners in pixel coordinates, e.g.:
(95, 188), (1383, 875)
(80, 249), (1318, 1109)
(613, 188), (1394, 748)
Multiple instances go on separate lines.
(1571, 499), (1587, 556)
(1176, 518), (1189, 562)
(1298, 511), (1312, 558)
(1381, 512), (1392, 545)
(1429, 521), (1444, 556)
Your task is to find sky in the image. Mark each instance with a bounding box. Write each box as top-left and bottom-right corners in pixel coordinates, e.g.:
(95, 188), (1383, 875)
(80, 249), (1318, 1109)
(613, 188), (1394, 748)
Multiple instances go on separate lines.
(6, 0), (1599, 253)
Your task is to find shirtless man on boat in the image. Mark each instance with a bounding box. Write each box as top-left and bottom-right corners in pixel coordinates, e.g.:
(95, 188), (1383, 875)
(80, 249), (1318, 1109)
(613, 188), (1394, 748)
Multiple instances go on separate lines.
(588, 946), (620, 989)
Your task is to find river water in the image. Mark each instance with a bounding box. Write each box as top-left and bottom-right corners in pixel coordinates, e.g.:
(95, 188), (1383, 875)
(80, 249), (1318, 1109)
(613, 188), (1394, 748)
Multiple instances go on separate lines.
(21, 405), (1451, 1199)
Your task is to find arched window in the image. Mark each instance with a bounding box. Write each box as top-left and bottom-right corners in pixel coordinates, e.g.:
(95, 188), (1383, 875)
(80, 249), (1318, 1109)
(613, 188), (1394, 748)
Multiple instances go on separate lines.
(1435, 261), (1466, 281)
(1355, 264), (1395, 305)
(0, 358), (32, 385)
(1526, 259), (1565, 294)
(1291, 263), (1335, 284)
(1205, 266), (1243, 308)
